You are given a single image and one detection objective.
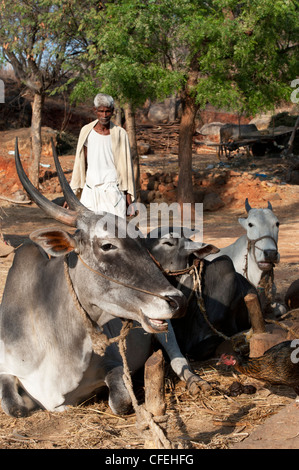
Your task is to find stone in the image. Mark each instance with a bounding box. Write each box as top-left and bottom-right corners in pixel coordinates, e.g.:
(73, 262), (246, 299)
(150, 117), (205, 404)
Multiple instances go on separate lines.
(139, 190), (149, 203)
(196, 122), (224, 142)
(287, 170), (299, 185)
(229, 170), (242, 177)
(12, 189), (28, 202)
(203, 192), (224, 211)
(193, 190), (205, 203)
(147, 190), (156, 203)
(158, 183), (167, 194)
(164, 173), (173, 184)
(147, 103), (170, 124)
(147, 176), (157, 191)
(164, 189), (177, 202)
(137, 141), (151, 155)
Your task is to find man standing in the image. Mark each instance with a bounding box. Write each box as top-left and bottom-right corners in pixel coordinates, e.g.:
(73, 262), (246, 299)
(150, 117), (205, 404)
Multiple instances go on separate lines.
(70, 93), (136, 217)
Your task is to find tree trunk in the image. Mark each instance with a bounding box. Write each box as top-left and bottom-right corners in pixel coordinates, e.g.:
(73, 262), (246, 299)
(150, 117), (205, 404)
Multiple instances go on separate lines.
(177, 71), (200, 204)
(113, 100), (123, 126)
(282, 115), (299, 156)
(123, 103), (141, 200)
(30, 92), (44, 188)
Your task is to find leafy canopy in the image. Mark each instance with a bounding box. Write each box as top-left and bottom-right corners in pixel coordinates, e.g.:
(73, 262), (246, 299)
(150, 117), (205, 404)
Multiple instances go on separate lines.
(69, 0), (298, 115)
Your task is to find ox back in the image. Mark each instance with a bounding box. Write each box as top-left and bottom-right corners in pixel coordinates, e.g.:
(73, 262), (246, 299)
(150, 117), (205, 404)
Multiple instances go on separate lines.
(170, 255), (253, 359)
(145, 232), (254, 361)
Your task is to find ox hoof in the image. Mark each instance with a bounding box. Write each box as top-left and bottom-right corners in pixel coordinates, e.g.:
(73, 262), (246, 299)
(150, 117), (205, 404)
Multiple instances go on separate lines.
(271, 302), (287, 318)
(186, 375), (211, 396)
(3, 403), (29, 418)
(109, 398), (133, 416)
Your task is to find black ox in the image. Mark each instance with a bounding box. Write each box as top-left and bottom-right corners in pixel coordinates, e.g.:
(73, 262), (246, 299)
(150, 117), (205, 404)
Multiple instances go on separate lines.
(145, 229), (255, 359)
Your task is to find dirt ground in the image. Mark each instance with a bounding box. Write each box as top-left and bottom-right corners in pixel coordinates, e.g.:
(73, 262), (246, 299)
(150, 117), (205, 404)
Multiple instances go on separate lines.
(0, 143), (299, 451)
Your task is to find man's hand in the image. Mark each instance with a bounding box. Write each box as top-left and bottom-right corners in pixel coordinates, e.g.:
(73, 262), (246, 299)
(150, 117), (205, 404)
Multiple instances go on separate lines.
(126, 193), (135, 217)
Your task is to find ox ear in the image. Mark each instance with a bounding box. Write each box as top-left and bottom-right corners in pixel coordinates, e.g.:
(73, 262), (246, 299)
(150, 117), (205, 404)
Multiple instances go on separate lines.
(188, 243), (220, 259)
(29, 228), (77, 257)
(238, 217), (247, 229)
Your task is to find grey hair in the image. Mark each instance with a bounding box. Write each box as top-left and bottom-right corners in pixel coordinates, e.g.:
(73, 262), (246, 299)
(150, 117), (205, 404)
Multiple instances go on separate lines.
(94, 93), (114, 109)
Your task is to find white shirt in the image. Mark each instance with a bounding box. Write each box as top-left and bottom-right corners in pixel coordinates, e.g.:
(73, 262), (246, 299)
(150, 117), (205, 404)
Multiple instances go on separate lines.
(84, 129), (118, 187)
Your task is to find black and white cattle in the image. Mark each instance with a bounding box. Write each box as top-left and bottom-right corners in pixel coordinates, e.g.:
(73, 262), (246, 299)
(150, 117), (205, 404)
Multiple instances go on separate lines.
(0, 140), (207, 418)
(145, 229), (254, 360)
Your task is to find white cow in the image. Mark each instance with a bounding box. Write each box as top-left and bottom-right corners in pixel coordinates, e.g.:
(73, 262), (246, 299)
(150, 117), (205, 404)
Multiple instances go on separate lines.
(206, 199), (284, 315)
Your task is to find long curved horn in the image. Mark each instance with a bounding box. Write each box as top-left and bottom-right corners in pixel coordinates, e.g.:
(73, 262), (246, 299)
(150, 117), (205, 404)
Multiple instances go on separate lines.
(245, 198), (252, 213)
(267, 201), (273, 211)
(15, 138), (78, 227)
(51, 139), (87, 212)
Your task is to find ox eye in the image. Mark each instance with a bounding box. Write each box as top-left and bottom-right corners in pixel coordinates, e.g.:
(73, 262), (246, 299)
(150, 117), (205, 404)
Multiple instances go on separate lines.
(101, 243), (116, 252)
(163, 241), (174, 246)
(248, 222), (254, 227)
(276, 222), (280, 227)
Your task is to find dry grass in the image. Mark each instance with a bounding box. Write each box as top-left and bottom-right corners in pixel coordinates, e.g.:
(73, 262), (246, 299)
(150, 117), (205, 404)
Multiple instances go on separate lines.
(0, 358), (294, 450)
(0, 234), (296, 450)
(0, 192), (297, 450)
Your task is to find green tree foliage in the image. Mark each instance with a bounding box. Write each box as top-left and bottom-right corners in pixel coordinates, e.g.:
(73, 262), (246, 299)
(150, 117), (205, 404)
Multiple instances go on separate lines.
(71, 0), (298, 202)
(1, 0), (298, 201)
(0, 0), (92, 186)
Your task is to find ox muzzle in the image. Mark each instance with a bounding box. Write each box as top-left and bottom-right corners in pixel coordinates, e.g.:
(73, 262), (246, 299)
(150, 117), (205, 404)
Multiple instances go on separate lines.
(248, 235), (279, 271)
(167, 294), (187, 318)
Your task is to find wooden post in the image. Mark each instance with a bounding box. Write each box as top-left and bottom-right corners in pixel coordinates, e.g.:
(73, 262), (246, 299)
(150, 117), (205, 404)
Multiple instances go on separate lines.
(245, 293), (284, 357)
(244, 293), (266, 334)
(281, 115), (299, 157)
(144, 349), (166, 417)
(144, 349), (167, 448)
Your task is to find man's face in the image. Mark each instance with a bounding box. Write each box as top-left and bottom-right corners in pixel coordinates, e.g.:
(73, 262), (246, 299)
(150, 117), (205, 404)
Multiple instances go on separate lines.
(94, 106), (113, 126)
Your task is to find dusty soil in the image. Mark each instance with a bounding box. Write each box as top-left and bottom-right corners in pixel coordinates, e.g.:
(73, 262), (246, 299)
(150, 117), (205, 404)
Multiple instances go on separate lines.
(0, 135), (299, 450)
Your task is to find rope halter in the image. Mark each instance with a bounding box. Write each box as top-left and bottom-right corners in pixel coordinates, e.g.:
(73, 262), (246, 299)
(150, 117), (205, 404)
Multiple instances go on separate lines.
(244, 234), (278, 279)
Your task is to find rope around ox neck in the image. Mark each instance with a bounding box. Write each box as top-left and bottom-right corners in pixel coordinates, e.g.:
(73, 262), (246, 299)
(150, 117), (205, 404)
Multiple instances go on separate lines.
(63, 256), (133, 356)
(149, 253), (232, 342)
(188, 262), (231, 342)
(64, 256), (173, 448)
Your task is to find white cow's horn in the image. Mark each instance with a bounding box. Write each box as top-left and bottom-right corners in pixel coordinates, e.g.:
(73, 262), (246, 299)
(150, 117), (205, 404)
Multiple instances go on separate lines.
(245, 198), (252, 213)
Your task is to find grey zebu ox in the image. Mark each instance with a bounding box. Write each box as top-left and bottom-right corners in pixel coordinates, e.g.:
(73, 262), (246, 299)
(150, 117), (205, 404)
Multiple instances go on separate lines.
(0, 141), (206, 418)
(206, 199), (283, 315)
(145, 229), (254, 359)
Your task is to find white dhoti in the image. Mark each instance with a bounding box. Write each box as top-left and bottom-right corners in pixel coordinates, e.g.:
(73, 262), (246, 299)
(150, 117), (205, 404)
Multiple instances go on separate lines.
(80, 181), (126, 218)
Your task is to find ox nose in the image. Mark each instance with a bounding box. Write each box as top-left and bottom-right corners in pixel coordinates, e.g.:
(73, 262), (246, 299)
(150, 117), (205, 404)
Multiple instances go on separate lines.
(167, 294), (187, 319)
(264, 249), (278, 262)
